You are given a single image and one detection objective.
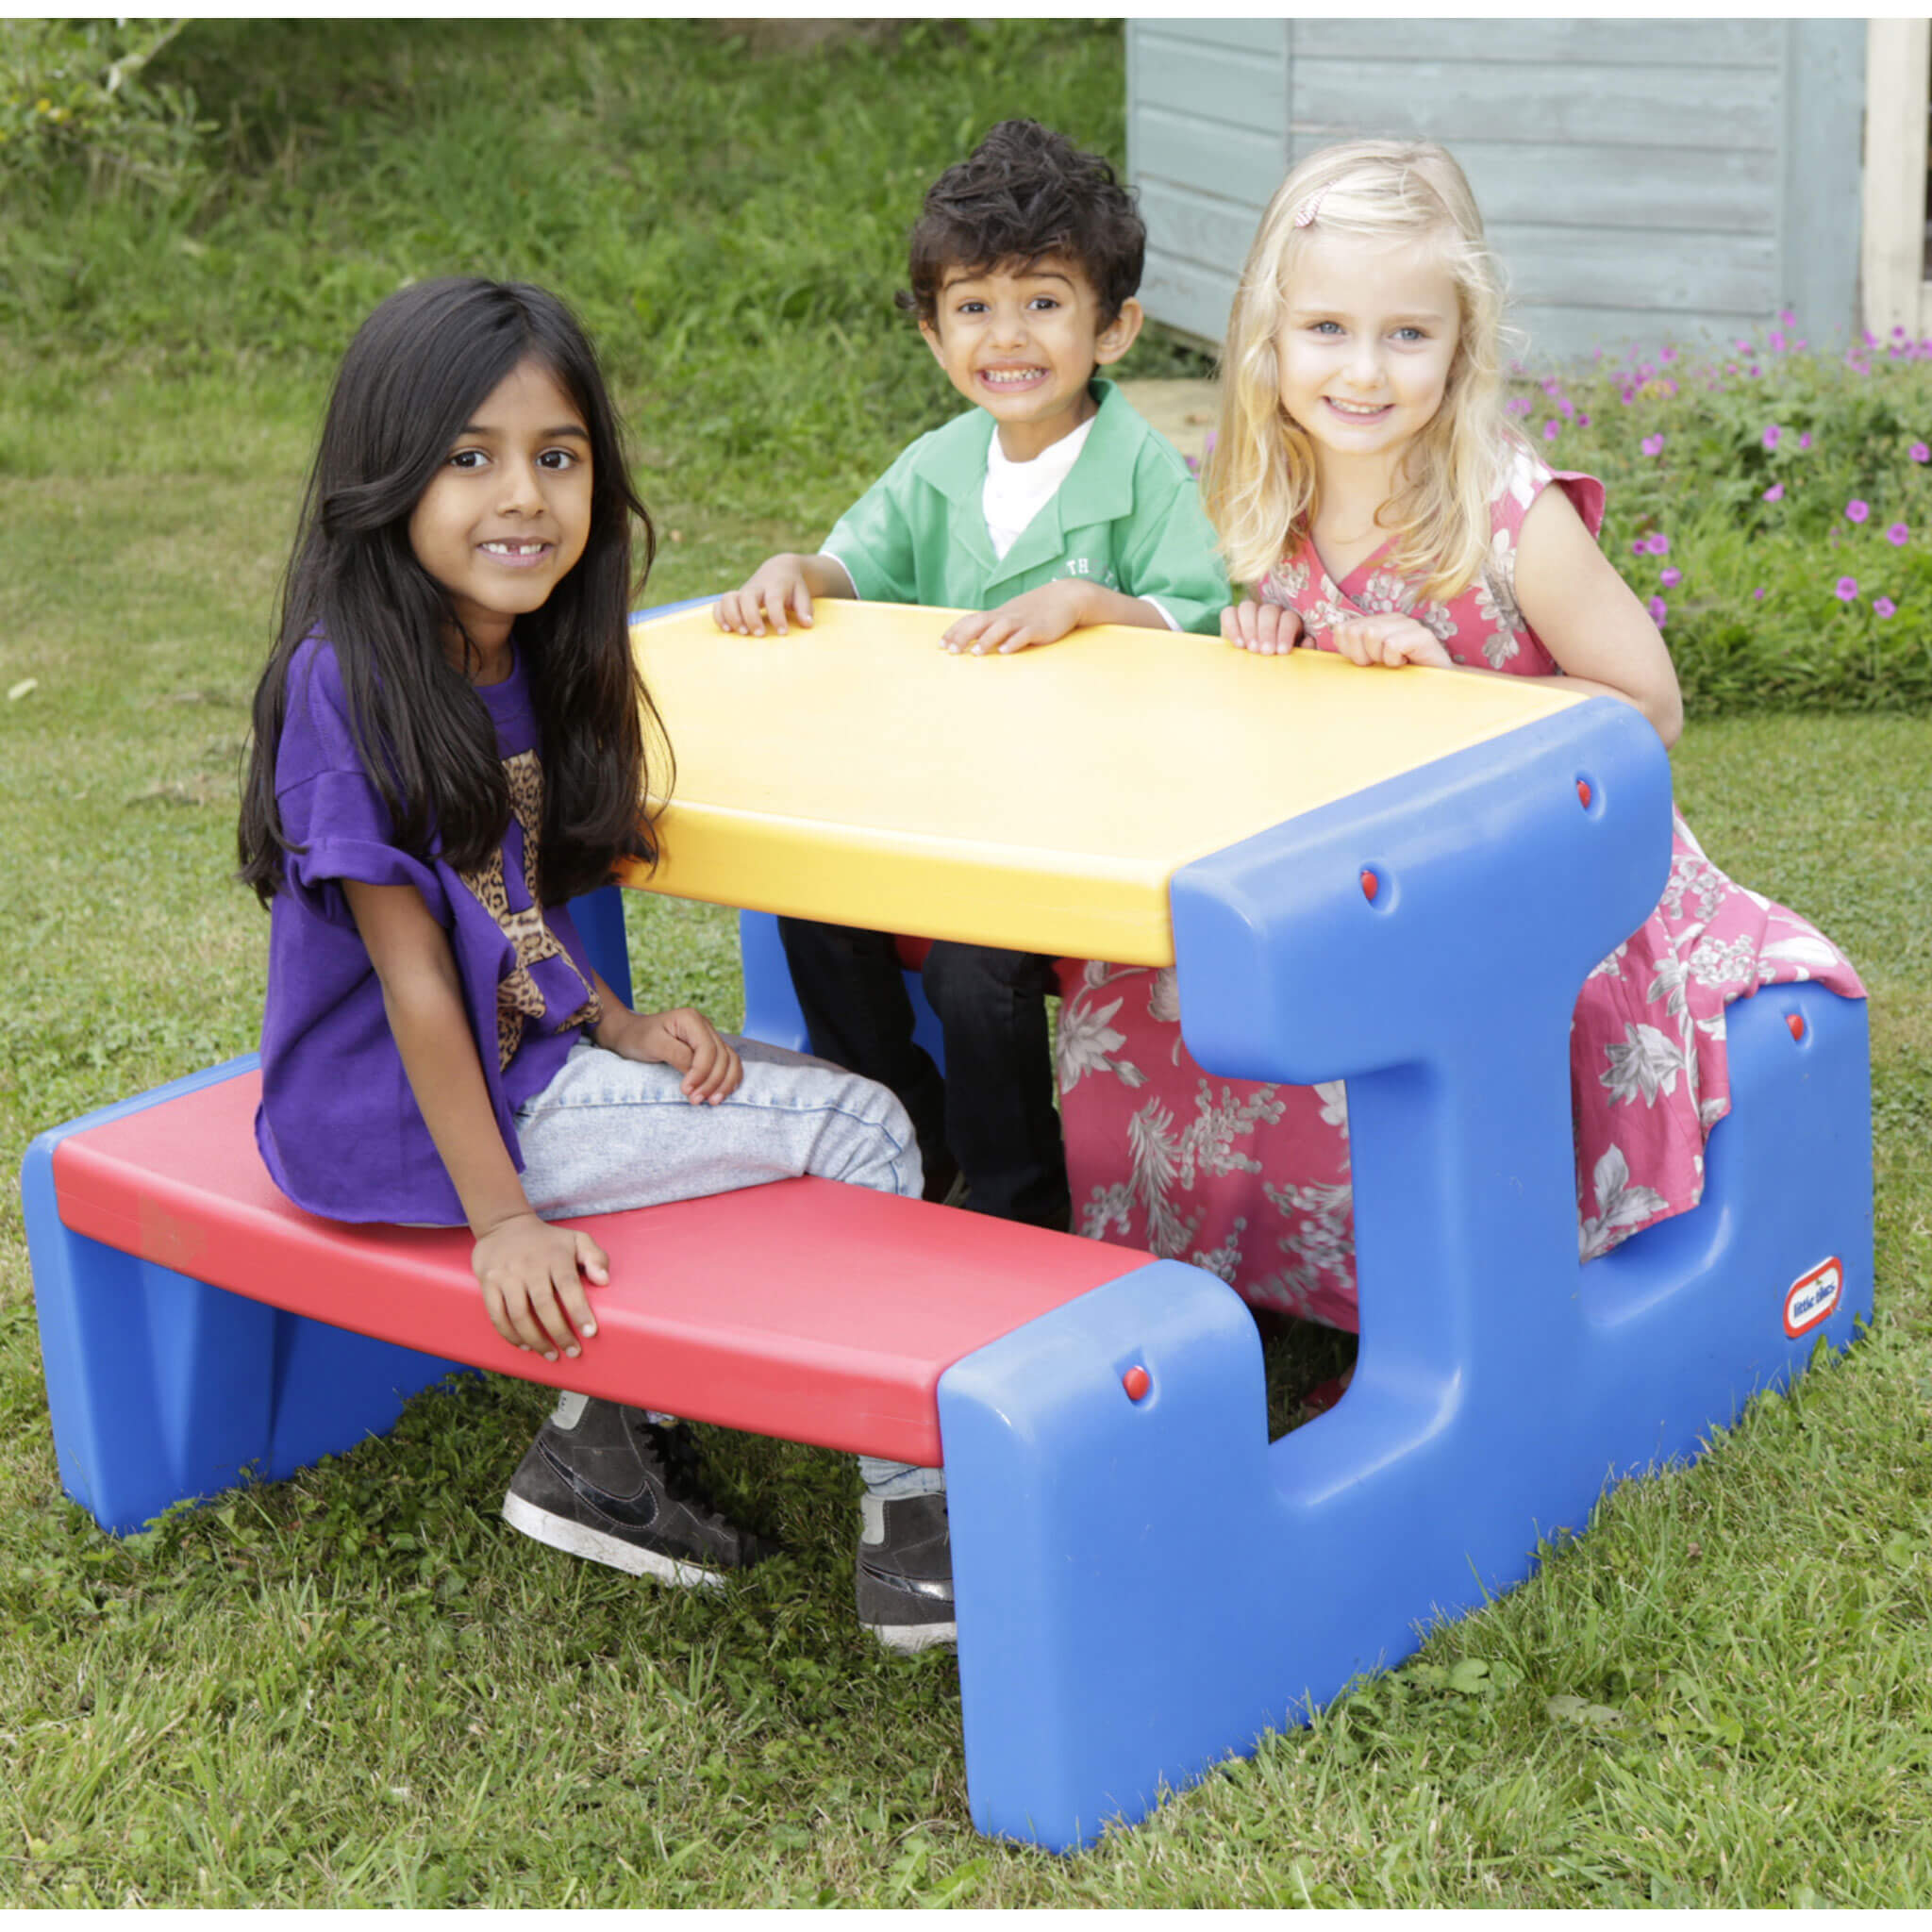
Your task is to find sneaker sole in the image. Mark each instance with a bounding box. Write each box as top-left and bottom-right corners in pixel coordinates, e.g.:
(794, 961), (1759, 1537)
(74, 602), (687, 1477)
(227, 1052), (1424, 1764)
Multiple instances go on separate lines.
(502, 1490), (728, 1590)
(866, 1619), (958, 1655)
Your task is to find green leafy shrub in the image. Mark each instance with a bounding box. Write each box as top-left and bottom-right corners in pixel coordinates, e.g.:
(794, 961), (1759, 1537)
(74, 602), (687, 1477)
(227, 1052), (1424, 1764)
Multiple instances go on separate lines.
(1518, 323), (1932, 715)
(0, 17), (207, 192)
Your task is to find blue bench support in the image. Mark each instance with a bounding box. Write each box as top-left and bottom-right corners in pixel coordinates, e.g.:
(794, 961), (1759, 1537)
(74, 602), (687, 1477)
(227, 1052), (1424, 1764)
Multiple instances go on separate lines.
(739, 908), (946, 1070)
(22, 887), (635, 1536)
(941, 982), (1870, 1849)
(934, 696), (1872, 1849)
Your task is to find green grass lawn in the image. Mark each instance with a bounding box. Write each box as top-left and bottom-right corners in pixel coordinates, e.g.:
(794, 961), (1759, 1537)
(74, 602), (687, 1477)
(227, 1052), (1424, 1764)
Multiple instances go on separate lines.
(3, 17), (1930, 1907)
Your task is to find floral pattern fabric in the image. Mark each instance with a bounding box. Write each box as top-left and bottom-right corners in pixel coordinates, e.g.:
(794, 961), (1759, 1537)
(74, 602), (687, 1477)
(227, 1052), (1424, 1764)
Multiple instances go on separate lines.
(1057, 443), (1865, 1331)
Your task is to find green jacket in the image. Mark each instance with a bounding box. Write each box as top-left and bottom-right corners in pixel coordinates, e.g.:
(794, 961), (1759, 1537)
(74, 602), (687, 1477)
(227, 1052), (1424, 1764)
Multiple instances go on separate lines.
(824, 380), (1229, 634)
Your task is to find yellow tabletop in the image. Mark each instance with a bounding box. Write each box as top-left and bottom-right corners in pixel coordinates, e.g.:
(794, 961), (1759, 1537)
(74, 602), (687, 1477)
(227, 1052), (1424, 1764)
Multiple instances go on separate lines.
(624, 600), (1582, 965)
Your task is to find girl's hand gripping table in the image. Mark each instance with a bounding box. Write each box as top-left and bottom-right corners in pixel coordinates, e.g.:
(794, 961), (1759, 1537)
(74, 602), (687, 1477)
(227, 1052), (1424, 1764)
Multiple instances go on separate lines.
(625, 599), (1872, 1852)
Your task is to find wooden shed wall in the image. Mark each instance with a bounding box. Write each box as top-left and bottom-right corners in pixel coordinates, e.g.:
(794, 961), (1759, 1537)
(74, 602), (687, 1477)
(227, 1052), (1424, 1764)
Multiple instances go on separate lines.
(1126, 16), (1866, 365)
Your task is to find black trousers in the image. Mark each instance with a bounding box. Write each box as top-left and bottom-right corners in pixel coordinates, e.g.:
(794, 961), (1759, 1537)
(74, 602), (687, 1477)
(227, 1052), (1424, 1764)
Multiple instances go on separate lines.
(775, 917), (1072, 1232)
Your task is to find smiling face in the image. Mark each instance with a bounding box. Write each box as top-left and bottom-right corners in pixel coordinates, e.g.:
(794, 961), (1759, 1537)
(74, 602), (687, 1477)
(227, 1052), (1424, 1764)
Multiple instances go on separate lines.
(1274, 229), (1461, 488)
(919, 255), (1143, 462)
(407, 355), (594, 675)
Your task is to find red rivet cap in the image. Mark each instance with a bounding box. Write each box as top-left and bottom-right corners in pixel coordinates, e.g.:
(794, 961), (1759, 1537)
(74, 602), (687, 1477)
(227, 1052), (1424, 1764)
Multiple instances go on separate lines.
(1577, 778), (1593, 808)
(1360, 869), (1379, 903)
(1123, 1365), (1151, 1402)
(1787, 1013), (1806, 1042)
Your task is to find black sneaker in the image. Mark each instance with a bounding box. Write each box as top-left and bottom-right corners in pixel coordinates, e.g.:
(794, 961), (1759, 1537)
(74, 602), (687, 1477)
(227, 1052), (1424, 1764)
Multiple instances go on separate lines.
(502, 1392), (778, 1589)
(855, 1491), (957, 1653)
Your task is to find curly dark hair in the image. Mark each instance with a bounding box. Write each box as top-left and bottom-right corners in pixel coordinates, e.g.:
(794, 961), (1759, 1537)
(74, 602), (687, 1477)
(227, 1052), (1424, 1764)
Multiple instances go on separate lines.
(898, 119), (1145, 327)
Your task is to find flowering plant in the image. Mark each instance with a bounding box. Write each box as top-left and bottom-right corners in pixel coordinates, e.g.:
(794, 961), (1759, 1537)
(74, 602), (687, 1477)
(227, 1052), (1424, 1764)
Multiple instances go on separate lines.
(1513, 318), (1932, 713)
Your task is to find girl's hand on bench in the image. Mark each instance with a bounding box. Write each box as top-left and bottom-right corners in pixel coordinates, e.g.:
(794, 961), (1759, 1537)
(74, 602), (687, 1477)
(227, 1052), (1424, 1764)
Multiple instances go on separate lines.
(599, 1006), (744, 1104)
(473, 1211), (608, 1360)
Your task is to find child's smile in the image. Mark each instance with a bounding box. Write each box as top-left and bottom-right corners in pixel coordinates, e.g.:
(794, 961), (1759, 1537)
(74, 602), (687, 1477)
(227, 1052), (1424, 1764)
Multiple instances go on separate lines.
(1274, 231), (1460, 484)
(920, 256), (1141, 463)
(408, 356), (593, 671)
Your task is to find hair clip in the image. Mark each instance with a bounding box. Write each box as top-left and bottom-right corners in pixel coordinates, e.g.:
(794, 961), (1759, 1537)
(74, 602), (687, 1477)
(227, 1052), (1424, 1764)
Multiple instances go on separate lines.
(1292, 187), (1328, 228)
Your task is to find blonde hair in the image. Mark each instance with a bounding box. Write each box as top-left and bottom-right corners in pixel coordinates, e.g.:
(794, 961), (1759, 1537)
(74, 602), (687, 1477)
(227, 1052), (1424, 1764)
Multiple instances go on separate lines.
(1204, 139), (1508, 602)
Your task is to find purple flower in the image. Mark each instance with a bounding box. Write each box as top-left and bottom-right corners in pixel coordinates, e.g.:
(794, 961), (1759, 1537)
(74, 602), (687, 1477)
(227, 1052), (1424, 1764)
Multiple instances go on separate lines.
(1641, 433), (1665, 458)
(1630, 540), (1646, 557)
(1506, 395), (1532, 416)
(1889, 523), (1909, 546)
(1647, 596), (1668, 625)
(1912, 441), (1930, 463)
(1875, 597), (1897, 618)
(1542, 420), (1560, 441)
(1762, 424), (1782, 450)
(1763, 482), (1785, 503)
(1660, 566), (1682, 589)
(1846, 499), (1870, 524)
(1778, 307), (1796, 327)
(1752, 587), (1767, 601)
(1576, 413), (1591, 428)
(1835, 576), (1859, 602)
(1797, 432), (1812, 452)
(1644, 532), (1671, 556)
(1661, 345), (1679, 363)
(1769, 331), (1786, 354)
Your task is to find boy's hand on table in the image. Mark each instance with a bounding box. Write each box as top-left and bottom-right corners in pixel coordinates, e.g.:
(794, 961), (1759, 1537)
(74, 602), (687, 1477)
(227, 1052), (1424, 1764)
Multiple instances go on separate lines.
(473, 1212), (607, 1361)
(714, 557), (817, 637)
(1222, 598), (1304, 656)
(941, 580), (1091, 655)
(601, 1005), (743, 1104)
(1330, 611), (1454, 670)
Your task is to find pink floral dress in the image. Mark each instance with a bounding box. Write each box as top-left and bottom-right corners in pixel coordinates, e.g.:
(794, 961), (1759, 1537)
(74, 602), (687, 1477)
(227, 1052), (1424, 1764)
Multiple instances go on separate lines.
(1056, 441), (1866, 1331)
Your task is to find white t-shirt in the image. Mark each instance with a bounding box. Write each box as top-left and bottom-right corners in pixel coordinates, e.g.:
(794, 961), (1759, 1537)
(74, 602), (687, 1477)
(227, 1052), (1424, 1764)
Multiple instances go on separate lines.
(982, 417), (1094, 560)
(981, 417), (1177, 628)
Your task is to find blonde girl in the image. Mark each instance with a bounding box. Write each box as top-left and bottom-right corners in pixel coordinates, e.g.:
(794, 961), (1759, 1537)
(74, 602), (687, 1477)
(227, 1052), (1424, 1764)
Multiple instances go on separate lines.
(1056, 140), (1860, 1338)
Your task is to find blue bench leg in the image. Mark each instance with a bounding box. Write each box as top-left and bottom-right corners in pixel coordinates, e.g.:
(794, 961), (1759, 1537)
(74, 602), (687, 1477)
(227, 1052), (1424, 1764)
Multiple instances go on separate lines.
(22, 1061), (470, 1536)
(937, 982), (1871, 1855)
(568, 882), (634, 1010)
(738, 908), (945, 1067)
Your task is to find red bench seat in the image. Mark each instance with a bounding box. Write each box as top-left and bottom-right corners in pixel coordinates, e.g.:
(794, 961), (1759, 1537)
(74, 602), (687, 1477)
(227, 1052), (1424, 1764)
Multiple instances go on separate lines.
(50, 1065), (1146, 1468)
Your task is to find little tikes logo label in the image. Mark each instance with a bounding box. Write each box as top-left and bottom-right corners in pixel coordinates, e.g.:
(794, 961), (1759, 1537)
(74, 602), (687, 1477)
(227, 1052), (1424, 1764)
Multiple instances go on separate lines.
(1783, 1257), (1842, 1339)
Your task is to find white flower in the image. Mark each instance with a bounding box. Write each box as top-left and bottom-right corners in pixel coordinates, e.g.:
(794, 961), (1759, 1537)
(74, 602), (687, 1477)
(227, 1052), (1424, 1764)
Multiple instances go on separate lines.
(1262, 1178), (1357, 1286)
(1587, 940), (1630, 982)
(1599, 1023), (1684, 1108)
(1315, 1079), (1350, 1135)
(1262, 558), (1309, 604)
(1578, 1145), (1671, 1259)
(1757, 934), (1844, 979)
(1146, 966), (1180, 1024)
(1414, 601), (1459, 644)
(1078, 1182), (1138, 1241)
(1358, 570), (1414, 616)
(1501, 441), (1541, 509)
(1190, 1217), (1247, 1285)
(1645, 953), (1693, 1016)
(1055, 993), (1144, 1093)
(1684, 934), (1757, 990)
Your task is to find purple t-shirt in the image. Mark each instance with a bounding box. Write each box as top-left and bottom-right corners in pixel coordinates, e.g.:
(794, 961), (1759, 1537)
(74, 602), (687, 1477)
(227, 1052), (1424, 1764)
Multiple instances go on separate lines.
(256, 637), (601, 1224)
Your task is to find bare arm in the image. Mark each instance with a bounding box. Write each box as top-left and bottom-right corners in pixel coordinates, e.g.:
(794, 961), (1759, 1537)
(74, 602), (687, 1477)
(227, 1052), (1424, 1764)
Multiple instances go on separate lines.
(1511, 486), (1684, 747)
(342, 877), (607, 1360)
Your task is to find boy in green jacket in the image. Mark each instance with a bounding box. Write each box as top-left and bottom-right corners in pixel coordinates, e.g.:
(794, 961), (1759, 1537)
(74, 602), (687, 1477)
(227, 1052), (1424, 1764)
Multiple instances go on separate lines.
(712, 119), (1227, 1654)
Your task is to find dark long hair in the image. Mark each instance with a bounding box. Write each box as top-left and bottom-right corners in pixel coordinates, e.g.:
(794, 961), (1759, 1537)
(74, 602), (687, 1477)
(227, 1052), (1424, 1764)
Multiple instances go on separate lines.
(238, 276), (667, 908)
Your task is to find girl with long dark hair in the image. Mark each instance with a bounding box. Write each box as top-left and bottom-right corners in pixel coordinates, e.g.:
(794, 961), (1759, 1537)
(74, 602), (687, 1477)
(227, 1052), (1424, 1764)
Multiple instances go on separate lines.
(239, 279), (950, 1651)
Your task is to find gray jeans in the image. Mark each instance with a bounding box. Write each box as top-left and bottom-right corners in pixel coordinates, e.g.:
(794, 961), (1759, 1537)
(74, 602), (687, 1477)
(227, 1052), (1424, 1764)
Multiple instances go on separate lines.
(514, 1036), (941, 1497)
